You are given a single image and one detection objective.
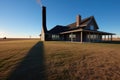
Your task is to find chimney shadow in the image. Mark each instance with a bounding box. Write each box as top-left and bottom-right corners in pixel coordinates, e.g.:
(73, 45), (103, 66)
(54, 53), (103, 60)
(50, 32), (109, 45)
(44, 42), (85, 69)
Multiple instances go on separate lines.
(7, 41), (46, 80)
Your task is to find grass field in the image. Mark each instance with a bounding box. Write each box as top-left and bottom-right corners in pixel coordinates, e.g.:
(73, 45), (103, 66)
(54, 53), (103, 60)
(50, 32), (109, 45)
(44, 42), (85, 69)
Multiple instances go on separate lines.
(0, 40), (120, 80)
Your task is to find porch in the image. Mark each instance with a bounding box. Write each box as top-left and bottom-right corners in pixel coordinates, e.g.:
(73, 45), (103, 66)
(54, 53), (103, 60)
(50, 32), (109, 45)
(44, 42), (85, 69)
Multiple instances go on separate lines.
(60, 29), (115, 42)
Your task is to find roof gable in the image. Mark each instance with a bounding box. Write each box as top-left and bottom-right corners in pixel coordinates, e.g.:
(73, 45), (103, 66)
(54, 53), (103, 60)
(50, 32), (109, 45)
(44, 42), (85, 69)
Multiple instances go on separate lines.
(67, 16), (99, 29)
(86, 16), (99, 29)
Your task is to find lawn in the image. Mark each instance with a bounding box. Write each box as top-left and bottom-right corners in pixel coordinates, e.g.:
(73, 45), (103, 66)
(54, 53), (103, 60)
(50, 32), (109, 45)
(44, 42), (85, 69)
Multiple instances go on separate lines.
(0, 40), (120, 80)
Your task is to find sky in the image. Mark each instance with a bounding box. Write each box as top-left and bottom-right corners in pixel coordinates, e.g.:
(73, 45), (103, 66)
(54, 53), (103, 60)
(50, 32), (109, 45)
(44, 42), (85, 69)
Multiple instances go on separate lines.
(0, 0), (120, 38)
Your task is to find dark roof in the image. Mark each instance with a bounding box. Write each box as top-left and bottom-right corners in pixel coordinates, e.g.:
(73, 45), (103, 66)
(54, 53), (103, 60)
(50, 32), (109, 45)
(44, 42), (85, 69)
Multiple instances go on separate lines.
(49, 25), (68, 34)
(49, 16), (99, 34)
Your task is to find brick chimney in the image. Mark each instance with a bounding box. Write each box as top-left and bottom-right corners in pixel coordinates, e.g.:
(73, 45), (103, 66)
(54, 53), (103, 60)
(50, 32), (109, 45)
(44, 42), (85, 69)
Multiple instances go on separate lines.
(76, 15), (81, 27)
(41, 6), (47, 41)
(42, 6), (47, 32)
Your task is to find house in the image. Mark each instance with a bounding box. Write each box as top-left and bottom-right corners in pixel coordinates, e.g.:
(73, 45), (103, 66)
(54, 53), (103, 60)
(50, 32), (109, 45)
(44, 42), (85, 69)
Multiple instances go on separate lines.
(41, 6), (115, 42)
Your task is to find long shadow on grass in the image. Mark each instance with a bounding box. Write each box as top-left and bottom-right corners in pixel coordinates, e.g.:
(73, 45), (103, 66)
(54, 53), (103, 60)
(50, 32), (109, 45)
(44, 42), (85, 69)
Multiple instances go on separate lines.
(7, 41), (46, 80)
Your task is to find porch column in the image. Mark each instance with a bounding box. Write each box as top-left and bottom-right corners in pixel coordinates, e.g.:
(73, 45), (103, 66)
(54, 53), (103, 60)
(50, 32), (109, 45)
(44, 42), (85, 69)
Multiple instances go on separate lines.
(99, 34), (101, 42)
(94, 33), (96, 42)
(89, 32), (90, 42)
(71, 33), (73, 42)
(111, 35), (112, 41)
(101, 33), (103, 42)
(98, 34), (100, 42)
(104, 35), (106, 41)
(91, 33), (93, 42)
(96, 34), (98, 42)
(93, 33), (95, 42)
(97, 33), (100, 42)
(108, 35), (110, 41)
(81, 31), (83, 43)
(100, 34), (102, 42)
(99, 34), (102, 42)
(95, 34), (97, 42)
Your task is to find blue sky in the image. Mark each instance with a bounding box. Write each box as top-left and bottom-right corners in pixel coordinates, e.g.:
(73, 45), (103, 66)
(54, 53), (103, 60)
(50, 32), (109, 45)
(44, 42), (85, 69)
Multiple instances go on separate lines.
(0, 0), (120, 38)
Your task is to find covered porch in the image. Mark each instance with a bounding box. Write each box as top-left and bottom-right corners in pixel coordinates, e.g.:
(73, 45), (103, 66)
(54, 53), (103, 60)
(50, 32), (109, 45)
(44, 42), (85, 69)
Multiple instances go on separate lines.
(60, 29), (115, 43)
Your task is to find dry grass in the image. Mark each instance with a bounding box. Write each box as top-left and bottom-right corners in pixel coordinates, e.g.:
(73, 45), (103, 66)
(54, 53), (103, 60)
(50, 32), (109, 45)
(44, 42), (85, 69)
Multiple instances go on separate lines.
(0, 40), (120, 80)
(44, 41), (120, 80)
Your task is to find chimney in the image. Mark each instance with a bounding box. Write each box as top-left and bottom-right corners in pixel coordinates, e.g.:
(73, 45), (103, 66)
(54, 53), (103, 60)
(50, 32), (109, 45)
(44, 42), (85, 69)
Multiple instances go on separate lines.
(42, 6), (47, 32)
(76, 15), (81, 27)
(41, 6), (47, 41)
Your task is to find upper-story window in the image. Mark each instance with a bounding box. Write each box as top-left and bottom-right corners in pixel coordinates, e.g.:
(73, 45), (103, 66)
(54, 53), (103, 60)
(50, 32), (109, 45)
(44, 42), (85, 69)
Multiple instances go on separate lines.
(85, 25), (94, 30)
(90, 25), (94, 30)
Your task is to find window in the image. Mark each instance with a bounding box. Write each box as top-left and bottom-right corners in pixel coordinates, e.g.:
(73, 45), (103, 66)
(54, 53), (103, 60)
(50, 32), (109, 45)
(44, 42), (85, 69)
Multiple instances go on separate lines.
(69, 34), (76, 38)
(52, 34), (59, 40)
(90, 25), (94, 30)
(85, 25), (94, 30)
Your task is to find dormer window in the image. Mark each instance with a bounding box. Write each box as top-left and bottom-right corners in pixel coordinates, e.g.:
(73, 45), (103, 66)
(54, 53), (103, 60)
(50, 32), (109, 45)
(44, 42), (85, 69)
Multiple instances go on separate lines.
(90, 25), (94, 30)
(85, 25), (94, 30)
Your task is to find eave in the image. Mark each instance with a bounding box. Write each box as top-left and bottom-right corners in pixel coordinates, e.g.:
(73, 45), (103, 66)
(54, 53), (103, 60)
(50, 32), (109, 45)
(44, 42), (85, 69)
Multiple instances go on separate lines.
(60, 29), (115, 35)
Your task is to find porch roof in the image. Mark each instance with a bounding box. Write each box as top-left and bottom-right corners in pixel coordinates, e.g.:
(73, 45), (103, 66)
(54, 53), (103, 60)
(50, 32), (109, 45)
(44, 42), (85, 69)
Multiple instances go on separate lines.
(60, 29), (115, 35)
